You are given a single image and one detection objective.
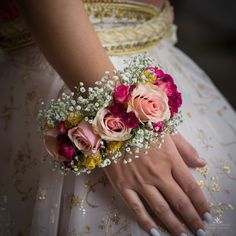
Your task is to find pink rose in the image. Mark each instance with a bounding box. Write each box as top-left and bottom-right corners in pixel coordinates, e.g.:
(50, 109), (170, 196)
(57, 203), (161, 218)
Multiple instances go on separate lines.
(68, 120), (100, 156)
(113, 85), (130, 103)
(128, 83), (170, 123)
(93, 107), (132, 141)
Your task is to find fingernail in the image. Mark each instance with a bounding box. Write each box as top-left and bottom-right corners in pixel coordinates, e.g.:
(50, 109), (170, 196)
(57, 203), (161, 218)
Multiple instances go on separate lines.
(203, 212), (213, 223)
(150, 228), (160, 236)
(179, 233), (188, 236)
(196, 228), (206, 236)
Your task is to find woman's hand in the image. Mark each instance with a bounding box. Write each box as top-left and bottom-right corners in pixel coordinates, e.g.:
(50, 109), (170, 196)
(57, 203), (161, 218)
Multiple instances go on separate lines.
(103, 134), (212, 236)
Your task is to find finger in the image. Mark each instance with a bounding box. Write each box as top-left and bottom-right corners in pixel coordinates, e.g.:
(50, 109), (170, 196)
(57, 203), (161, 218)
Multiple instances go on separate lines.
(172, 133), (206, 168)
(157, 176), (205, 235)
(120, 188), (161, 236)
(139, 184), (188, 236)
(172, 155), (212, 223)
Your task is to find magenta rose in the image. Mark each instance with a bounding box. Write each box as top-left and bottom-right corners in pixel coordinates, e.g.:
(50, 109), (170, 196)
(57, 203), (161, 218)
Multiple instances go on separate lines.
(113, 84), (131, 103)
(121, 111), (139, 128)
(93, 107), (132, 141)
(58, 144), (75, 159)
(153, 121), (164, 132)
(168, 91), (182, 116)
(128, 83), (170, 123)
(68, 119), (100, 156)
(58, 121), (67, 134)
(154, 74), (182, 116)
(109, 102), (126, 117)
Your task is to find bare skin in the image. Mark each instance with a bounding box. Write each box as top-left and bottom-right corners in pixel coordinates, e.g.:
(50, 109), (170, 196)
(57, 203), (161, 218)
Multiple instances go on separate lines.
(16, 0), (210, 235)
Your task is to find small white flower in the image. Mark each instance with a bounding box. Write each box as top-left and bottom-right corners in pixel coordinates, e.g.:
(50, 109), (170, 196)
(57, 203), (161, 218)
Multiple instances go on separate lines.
(80, 87), (86, 93)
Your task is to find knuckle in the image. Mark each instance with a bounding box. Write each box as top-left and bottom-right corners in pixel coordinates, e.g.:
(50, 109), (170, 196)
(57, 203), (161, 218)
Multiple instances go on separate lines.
(148, 165), (162, 179)
(175, 198), (190, 212)
(130, 202), (142, 215)
(154, 203), (170, 215)
(186, 181), (199, 195)
(115, 179), (127, 191)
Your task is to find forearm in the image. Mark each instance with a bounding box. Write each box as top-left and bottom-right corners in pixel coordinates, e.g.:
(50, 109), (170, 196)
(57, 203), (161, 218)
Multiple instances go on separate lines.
(16, 0), (114, 90)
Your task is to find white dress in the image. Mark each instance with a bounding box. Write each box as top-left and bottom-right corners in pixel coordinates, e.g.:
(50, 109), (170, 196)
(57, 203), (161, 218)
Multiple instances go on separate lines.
(0, 1), (236, 236)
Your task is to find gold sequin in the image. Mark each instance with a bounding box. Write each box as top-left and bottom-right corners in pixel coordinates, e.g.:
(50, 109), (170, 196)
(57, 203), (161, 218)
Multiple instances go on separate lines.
(217, 106), (227, 117)
(186, 112), (192, 118)
(196, 166), (208, 178)
(38, 188), (47, 200)
(223, 165), (231, 174)
(197, 180), (205, 188)
(210, 182), (221, 192)
(70, 194), (81, 208)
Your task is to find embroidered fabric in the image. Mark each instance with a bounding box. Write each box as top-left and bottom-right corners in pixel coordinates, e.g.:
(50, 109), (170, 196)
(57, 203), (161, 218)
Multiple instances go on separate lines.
(0, 0), (175, 55)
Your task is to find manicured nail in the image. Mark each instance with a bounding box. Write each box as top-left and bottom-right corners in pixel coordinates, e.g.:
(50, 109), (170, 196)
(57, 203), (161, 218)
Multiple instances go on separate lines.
(150, 228), (160, 236)
(203, 212), (213, 223)
(196, 228), (206, 236)
(179, 233), (188, 236)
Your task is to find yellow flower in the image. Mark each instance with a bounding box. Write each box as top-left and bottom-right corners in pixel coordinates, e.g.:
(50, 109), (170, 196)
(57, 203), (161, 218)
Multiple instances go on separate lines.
(45, 120), (54, 129)
(67, 112), (83, 127)
(144, 70), (156, 83)
(83, 153), (102, 170)
(105, 141), (124, 155)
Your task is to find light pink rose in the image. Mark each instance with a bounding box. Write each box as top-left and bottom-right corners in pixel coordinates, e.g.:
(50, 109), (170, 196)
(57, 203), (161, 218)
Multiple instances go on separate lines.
(68, 120), (100, 156)
(128, 83), (170, 123)
(93, 107), (132, 141)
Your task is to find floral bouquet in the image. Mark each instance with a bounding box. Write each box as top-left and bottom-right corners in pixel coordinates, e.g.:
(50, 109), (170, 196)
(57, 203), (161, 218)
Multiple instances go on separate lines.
(38, 54), (183, 175)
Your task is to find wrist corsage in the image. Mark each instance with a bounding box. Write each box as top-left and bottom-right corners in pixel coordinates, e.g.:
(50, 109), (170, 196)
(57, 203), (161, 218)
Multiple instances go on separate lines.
(38, 54), (183, 175)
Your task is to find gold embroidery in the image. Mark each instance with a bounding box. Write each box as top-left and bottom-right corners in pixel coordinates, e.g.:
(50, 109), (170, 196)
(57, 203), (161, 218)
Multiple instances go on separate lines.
(68, 225), (91, 236)
(84, 175), (109, 208)
(196, 166), (209, 178)
(94, 1), (173, 55)
(0, 86), (21, 131)
(197, 180), (205, 188)
(210, 182), (221, 192)
(98, 196), (131, 236)
(70, 194), (81, 208)
(0, 1), (173, 56)
(210, 203), (234, 223)
(38, 188), (47, 200)
(11, 142), (37, 201)
(196, 129), (213, 150)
